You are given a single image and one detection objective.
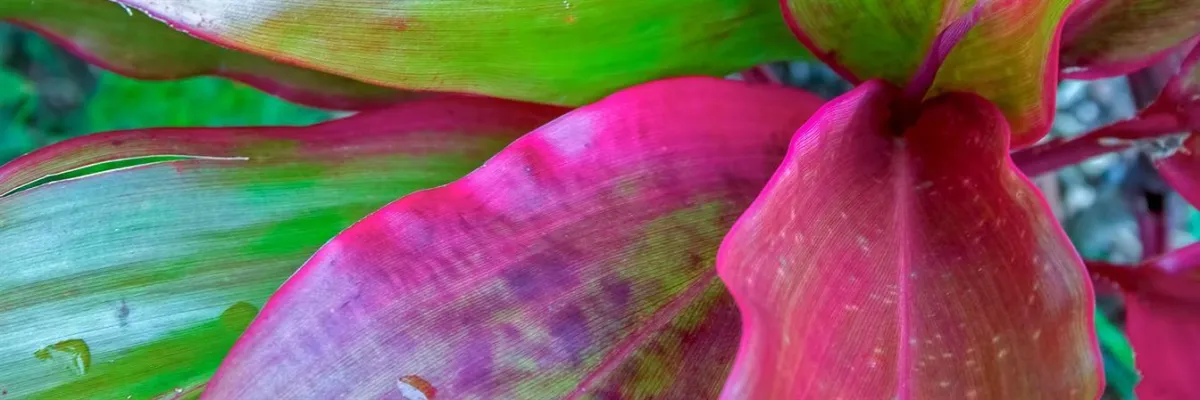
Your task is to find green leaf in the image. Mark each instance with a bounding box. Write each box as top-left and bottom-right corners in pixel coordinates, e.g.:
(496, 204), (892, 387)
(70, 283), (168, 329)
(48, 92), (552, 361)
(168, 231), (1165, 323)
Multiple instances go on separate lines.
(1, 0), (414, 109)
(0, 96), (565, 399)
(780, 0), (1073, 146)
(1095, 310), (1138, 399)
(114, 0), (808, 106)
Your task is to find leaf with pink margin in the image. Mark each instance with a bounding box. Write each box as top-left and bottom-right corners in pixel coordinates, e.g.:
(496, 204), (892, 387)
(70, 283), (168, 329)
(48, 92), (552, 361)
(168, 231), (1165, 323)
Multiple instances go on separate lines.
(780, 0), (1072, 147)
(1091, 243), (1200, 399)
(0, 0), (415, 110)
(0, 95), (564, 399)
(1012, 39), (1199, 178)
(716, 81), (1103, 398)
(202, 77), (825, 398)
(1060, 0), (1200, 79)
(110, 0), (807, 107)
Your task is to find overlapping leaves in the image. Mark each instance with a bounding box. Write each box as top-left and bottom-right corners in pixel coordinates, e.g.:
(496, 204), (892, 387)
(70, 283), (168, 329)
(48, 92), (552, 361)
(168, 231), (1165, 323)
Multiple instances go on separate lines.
(780, 0), (1072, 146)
(0, 96), (563, 398)
(0, 0), (413, 109)
(113, 0), (807, 106)
(200, 78), (825, 398)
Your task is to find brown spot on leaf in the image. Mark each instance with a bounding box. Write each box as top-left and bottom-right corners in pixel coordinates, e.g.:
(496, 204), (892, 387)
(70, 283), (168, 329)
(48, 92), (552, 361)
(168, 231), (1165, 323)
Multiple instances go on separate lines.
(398, 375), (436, 399)
(117, 299), (130, 327)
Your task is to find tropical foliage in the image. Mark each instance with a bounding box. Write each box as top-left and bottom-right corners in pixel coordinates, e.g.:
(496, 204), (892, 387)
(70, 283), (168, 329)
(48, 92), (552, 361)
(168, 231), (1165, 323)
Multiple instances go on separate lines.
(2, 0), (1200, 399)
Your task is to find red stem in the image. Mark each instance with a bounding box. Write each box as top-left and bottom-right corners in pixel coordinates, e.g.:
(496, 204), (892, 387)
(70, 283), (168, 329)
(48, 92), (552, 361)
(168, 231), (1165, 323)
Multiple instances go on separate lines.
(1153, 242), (1200, 274)
(903, 2), (987, 103)
(741, 65), (782, 85)
(1086, 260), (1142, 295)
(1011, 112), (1183, 177)
(1085, 242), (1200, 296)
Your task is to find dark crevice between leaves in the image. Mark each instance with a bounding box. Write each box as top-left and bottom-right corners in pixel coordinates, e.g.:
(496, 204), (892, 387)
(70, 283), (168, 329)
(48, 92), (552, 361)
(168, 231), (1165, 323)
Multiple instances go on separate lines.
(0, 154), (248, 198)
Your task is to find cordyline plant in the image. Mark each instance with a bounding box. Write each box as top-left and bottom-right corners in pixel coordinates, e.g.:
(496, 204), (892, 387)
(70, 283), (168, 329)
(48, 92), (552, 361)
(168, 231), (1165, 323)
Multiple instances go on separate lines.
(1, 0), (1199, 399)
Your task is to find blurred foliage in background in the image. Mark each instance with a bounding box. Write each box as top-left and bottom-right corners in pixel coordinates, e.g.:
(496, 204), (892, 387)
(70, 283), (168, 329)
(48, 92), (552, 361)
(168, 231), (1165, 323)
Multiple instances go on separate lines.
(0, 24), (332, 163)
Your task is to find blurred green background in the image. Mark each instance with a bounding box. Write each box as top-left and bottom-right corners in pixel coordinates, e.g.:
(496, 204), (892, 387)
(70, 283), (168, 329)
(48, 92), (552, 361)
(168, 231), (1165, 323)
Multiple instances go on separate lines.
(0, 26), (333, 164)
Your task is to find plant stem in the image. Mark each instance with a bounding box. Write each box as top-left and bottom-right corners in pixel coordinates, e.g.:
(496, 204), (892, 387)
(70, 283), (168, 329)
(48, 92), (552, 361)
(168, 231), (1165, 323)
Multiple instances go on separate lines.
(1085, 242), (1200, 293)
(740, 65), (782, 85)
(1086, 260), (1141, 295)
(1154, 241), (1200, 273)
(902, 2), (986, 103)
(1011, 112), (1183, 177)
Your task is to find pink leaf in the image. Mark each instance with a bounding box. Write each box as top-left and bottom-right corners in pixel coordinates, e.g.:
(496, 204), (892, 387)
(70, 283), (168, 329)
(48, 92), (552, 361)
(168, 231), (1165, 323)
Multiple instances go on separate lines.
(0, 94), (564, 399)
(778, 0), (1074, 147)
(202, 77), (825, 398)
(1060, 0), (1200, 79)
(717, 81), (1103, 398)
(1092, 244), (1200, 399)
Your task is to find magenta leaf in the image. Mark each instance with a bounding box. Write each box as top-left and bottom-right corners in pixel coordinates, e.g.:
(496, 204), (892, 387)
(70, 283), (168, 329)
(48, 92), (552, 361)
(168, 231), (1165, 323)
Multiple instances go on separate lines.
(717, 81), (1103, 398)
(0, 95), (565, 399)
(1014, 39), (1200, 177)
(1091, 244), (1200, 399)
(201, 78), (825, 398)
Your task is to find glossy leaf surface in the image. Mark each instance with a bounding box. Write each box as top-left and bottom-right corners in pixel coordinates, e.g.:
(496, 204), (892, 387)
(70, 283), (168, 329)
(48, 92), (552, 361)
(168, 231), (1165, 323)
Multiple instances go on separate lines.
(780, 0), (1072, 146)
(204, 78), (825, 398)
(1, 0), (414, 110)
(1091, 244), (1200, 399)
(717, 81), (1103, 399)
(114, 0), (807, 106)
(0, 96), (564, 399)
(1060, 0), (1200, 79)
